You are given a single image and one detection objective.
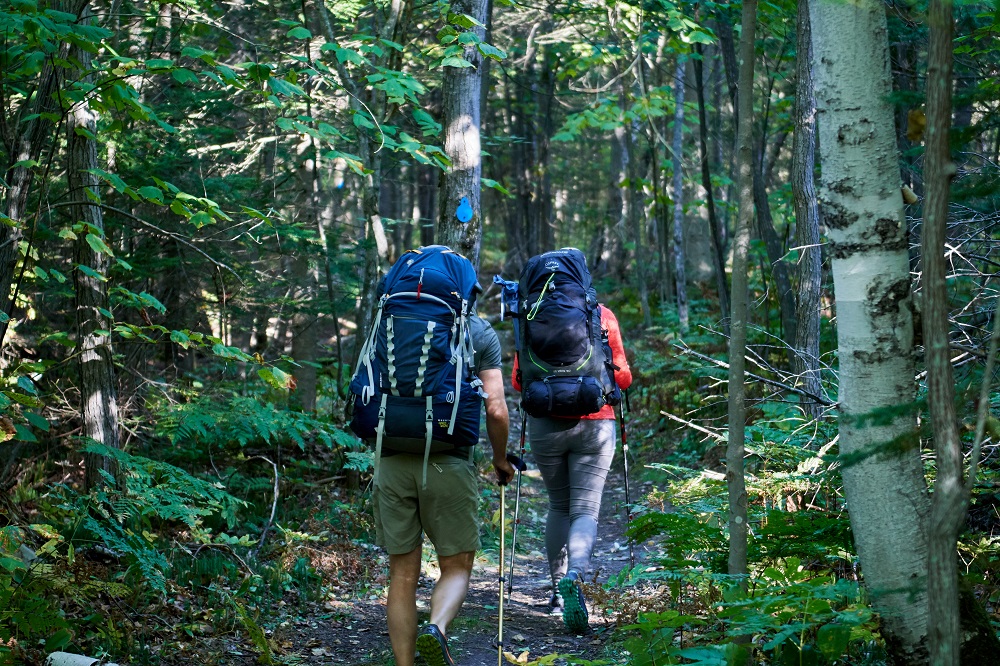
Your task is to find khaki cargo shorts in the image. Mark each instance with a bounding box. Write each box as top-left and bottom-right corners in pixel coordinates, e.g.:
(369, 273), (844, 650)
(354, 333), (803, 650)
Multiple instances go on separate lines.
(373, 453), (481, 556)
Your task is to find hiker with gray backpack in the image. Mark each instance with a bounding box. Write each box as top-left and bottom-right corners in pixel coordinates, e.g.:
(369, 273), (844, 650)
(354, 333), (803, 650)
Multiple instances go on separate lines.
(505, 248), (633, 634)
(348, 245), (516, 666)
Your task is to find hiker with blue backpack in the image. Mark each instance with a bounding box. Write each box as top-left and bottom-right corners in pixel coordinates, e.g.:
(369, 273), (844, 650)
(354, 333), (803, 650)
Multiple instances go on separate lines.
(505, 248), (633, 634)
(348, 246), (516, 666)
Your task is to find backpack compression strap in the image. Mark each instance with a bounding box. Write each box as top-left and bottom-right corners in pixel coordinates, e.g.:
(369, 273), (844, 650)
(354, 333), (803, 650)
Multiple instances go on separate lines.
(354, 295), (387, 405)
(373, 393), (389, 487)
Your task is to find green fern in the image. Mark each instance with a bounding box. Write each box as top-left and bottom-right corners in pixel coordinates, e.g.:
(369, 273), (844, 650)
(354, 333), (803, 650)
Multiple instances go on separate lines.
(155, 392), (356, 453)
(54, 443), (247, 594)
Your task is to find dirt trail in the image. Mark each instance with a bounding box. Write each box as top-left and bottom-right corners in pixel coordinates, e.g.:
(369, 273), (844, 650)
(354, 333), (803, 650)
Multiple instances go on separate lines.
(296, 435), (645, 665)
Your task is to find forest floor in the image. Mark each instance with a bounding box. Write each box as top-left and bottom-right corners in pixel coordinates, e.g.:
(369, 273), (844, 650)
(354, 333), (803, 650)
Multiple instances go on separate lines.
(304, 468), (643, 666)
(211, 416), (650, 666)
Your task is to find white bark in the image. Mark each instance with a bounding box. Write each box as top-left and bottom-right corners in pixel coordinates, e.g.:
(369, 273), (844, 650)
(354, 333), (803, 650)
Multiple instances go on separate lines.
(811, 0), (930, 660)
(437, 0), (488, 267)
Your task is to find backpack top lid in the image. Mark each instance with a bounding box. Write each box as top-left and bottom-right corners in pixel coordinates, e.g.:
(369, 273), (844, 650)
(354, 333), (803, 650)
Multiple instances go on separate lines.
(519, 247), (593, 295)
(382, 245), (481, 308)
(519, 248), (598, 367)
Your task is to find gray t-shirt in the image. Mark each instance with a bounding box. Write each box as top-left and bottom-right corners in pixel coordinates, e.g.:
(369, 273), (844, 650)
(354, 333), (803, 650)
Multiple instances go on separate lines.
(469, 316), (502, 375)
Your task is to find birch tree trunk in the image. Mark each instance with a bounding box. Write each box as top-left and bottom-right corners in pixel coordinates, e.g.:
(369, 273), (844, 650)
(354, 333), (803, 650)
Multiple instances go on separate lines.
(727, 0), (755, 587)
(671, 57), (688, 334)
(791, 0), (823, 418)
(69, 8), (122, 490)
(923, 2), (963, 664)
(437, 0), (488, 268)
(810, 0), (930, 660)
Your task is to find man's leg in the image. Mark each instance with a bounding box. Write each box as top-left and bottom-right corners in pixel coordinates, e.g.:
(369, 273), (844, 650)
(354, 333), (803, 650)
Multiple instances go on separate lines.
(387, 547), (422, 666)
(428, 550), (475, 634)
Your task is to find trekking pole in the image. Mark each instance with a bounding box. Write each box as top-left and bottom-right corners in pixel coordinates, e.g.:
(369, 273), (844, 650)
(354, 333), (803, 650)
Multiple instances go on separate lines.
(497, 453), (525, 665)
(497, 480), (506, 666)
(506, 412), (528, 597)
(618, 389), (635, 569)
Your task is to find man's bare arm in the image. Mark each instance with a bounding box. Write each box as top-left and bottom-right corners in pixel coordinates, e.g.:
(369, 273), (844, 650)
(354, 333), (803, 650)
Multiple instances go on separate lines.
(479, 368), (514, 484)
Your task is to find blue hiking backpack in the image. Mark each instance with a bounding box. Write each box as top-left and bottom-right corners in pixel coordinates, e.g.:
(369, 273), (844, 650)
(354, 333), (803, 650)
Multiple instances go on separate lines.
(497, 248), (620, 418)
(348, 246), (484, 485)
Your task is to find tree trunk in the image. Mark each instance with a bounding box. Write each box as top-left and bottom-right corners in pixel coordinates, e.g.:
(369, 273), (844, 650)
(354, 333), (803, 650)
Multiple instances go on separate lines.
(626, 114), (652, 328)
(791, 0), (823, 418)
(603, 123), (628, 280)
(719, 17), (798, 353)
(727, 0), (756, 589)
(751, 150), (798, 350)
(315, 0), (397, 366)
(0, 28), (69, 342)
(69, 8), (122, 490)
(810, 0), (930, 660)
(923, 2), (964, 664)
(672, 57), (689, 334)
(693, 43), (730, 326)
(437, 0), (488, 268)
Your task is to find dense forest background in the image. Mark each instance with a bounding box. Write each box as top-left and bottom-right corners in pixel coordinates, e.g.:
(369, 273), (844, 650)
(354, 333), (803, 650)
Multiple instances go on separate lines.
(2, 0), (1000, 664)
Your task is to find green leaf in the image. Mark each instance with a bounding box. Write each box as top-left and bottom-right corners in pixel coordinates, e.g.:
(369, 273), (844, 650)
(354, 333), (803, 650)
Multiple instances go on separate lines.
(170, 330), (191, 349)
(268, 77), (306, 98)
(85, 233), (114, 257)
(441, 56), (473, 68)
(213, 344), (251, 361)
(4, 392), (43, 409)
(482, 178), (512, 196)
(17, 376), (37, 395)
(170, 199), (191, 217)
(181, 46), (214, 61)
(172, 68), (199, 85)
(59, 228), (78, 240)
(32, 266), (49, 281)
(139, 291), (166, 313)
(76, 264), (107, 282)
(88, 168), (127, 193)
(0, 556), (26, 572)
(448, 12), (485, 28)
(49, 268), (67, 283)
(189, 211), (214, 228)
(258, 367), (292, 390)
(146, 58), (174, 70)
(25, 412), (49, 432)
(287, 26), (312, 39)
(477, 42), (506, 61)
(137, 185), (163, 203)
(353, 114), (376, 130)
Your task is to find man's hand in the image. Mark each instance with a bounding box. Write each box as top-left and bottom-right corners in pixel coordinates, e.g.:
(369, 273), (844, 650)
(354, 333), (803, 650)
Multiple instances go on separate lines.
(493, 455), (517, 486)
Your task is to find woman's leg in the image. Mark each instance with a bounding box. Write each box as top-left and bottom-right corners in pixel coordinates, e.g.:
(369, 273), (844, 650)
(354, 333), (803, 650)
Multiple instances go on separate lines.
(528, 416), (574, 588)
(565, 420), (616, 576)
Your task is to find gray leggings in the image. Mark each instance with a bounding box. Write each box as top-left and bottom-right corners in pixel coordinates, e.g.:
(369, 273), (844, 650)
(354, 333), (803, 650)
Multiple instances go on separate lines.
(528, 416), (616, 588)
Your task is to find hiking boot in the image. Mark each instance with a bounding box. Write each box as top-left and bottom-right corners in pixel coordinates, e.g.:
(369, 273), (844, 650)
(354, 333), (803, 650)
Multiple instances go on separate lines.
(558, 570), (589, 633)
(548, 593), (564, 615)
(416, 624), (456, 666)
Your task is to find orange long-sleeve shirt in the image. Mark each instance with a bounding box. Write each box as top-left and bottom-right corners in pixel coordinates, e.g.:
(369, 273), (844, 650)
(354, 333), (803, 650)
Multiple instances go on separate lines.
(511, 305), (632, 420)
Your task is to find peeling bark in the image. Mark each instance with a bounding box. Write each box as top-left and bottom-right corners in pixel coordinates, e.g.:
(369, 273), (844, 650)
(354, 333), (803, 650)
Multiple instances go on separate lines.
(810, 0), (930, 660)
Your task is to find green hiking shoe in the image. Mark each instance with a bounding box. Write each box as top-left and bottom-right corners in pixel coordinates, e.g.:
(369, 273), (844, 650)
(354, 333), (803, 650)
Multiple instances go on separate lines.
(558, 570), (589, 634)
(416, 624), (456, 666)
